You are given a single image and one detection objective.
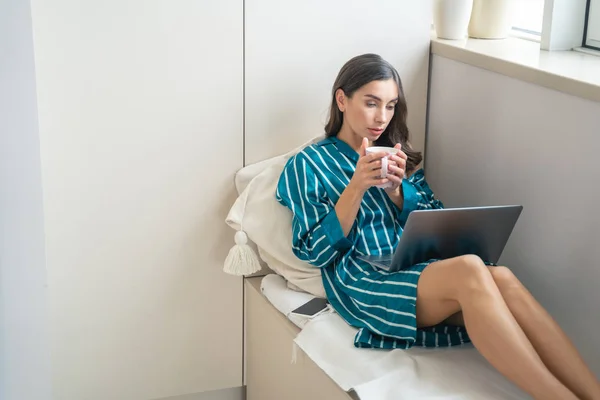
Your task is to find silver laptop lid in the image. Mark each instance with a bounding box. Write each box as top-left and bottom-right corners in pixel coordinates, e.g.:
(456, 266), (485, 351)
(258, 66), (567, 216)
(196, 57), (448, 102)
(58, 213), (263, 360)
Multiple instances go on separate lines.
(389, 205), (523, 272)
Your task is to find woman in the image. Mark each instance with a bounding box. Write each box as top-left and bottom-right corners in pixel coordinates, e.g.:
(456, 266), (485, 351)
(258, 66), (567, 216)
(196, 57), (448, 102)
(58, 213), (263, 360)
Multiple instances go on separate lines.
(276, 53), (600, 400)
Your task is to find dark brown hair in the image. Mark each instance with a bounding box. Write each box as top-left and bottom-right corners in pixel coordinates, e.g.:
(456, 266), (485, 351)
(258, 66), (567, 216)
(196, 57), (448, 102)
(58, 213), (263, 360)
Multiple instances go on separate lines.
(325, 53), (422, 172)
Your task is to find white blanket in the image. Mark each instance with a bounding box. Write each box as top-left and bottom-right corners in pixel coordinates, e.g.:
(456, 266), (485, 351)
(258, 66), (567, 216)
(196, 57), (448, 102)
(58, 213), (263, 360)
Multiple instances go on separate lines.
(261, 274), (529, 400)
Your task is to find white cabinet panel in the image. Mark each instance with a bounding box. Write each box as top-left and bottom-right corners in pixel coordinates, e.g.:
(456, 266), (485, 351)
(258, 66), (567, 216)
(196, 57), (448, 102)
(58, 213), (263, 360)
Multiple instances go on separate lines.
(30, 0), (243, 398)
(245, 0), (432, 164)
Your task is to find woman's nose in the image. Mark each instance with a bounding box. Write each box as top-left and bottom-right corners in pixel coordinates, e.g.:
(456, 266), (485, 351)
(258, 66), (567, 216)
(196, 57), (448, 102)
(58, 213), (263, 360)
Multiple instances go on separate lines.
(376, 107), (387, 124)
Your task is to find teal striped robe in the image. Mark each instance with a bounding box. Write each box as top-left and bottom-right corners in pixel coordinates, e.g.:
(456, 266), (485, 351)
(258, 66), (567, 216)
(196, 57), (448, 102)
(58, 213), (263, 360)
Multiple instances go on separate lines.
(276, 136), (471, 349)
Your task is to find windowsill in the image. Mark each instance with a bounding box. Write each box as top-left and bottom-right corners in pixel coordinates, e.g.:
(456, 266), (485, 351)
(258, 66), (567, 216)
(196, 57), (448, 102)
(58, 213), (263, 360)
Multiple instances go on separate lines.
(510, 29), (542, 43)
(430, 34), (600, 103)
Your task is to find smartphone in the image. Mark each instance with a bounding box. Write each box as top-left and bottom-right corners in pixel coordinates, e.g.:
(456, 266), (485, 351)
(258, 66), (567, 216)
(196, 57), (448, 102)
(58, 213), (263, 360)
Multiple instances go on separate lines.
(290, 298), (329, 318)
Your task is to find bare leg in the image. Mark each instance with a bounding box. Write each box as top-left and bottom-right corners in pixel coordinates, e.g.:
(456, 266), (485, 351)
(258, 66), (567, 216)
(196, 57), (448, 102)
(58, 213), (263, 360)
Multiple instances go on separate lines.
(416, 255), (578, 400)
(444, 311), (464, 326)
(489, 266), (600, 400)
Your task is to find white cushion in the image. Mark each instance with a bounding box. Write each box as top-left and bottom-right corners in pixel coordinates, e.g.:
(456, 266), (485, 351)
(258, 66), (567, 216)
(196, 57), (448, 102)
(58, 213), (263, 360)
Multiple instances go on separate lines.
(226, 136), (327, 297)
(260, 274), (317, 329)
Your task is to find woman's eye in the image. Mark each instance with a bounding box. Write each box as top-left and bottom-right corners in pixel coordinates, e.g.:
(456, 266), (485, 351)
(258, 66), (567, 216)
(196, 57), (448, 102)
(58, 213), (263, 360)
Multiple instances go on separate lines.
(366, 103), (376, 108)
(386, 105), (395, 110)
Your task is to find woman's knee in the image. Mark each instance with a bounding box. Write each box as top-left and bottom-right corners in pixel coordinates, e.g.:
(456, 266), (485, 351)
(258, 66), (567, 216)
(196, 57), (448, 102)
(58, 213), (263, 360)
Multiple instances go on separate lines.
(489, 266), (522, 297)
(456, 255), (490, 280)
(419, 255), (494, 302)
(454, 255), (496, 292)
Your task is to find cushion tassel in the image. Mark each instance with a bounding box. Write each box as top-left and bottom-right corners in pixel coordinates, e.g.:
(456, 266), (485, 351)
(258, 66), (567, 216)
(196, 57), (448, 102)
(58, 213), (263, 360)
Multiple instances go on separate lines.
(223, 230), (262, 276)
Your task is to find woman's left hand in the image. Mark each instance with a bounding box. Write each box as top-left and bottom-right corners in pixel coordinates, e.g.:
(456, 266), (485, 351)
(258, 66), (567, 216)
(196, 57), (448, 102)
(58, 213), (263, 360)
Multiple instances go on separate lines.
(384, 143), (407, 194)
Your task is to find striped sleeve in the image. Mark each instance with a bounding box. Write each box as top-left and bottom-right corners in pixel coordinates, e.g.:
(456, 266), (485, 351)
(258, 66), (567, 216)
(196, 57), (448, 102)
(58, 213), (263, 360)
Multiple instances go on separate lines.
(276, 154), (353, 268)
(410, 169), (444, 210)
(398, 170), (444, 224)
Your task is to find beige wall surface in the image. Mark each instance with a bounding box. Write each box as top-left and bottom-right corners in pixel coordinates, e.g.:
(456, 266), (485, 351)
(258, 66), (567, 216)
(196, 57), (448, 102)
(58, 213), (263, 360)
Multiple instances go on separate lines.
(245, 0), (433, 164)
(427, 54), (600, 376)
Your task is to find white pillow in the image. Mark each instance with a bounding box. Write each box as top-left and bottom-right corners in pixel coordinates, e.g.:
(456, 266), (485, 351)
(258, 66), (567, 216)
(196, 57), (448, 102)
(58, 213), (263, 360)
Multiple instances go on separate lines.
(226, 136), (326, 298)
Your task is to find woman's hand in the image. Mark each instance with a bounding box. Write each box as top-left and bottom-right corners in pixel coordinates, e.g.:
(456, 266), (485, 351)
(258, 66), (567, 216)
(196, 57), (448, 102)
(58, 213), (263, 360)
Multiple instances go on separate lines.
(348, 138), (389, 194)
(384, 143), (408, 195)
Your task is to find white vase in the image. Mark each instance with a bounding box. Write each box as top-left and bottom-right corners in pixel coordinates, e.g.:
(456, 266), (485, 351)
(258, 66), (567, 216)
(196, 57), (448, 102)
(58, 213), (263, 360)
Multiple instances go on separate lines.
(433, 0), (474, 40)
(468, 0), (515, 39)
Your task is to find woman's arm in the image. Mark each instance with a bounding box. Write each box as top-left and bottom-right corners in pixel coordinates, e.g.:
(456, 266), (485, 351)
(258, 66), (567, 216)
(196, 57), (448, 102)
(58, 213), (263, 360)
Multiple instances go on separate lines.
(336, 139), (393, 235)
(277, 143), (389, 267)
(277, 155), (355, 267)
(384, 184), (404, 211)
(386, 170), (444, 228)
(334, 182), (365, 237)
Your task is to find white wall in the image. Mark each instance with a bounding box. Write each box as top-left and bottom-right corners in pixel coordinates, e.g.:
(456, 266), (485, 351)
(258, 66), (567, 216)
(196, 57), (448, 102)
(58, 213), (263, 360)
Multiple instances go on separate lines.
(2, 0), (433, 398)
(427, 55), (600, 375)
(26, 0), (243, 398)
(0, 0), (53, 399)
(245, 0), (432, 163)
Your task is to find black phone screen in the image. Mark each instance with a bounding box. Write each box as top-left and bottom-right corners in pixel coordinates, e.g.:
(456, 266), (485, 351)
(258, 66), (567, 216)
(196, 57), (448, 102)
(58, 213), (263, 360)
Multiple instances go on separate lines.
(290, 298), (329, 316)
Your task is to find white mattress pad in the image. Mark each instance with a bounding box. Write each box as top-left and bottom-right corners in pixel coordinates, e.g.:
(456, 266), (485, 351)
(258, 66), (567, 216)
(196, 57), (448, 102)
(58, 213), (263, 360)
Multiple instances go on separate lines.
(260, 274), (529, 400)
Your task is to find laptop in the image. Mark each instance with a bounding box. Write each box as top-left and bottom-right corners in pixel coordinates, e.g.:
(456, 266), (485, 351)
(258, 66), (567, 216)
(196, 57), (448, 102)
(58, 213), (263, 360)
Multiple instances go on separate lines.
(357, 205), (523, 272)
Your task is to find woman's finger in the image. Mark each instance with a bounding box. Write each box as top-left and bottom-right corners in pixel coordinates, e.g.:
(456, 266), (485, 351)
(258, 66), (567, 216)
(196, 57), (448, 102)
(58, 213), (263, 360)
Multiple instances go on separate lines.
(359, 138), (369, 157)
(389, 154), (406, 164)
(369, 169), (385, 180)
(367, 174), (388, 184)
(388, 159), (406, 171)
(364, 152), (388, 162)
(386, 166), (404, 178)
(368, 160), (382, 171)
(388, 165), (405, 176)
(386, 174), (402, 184)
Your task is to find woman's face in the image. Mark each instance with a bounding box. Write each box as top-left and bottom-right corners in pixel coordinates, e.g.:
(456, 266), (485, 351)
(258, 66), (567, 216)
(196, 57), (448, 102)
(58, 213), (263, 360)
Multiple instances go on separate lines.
(337, 79), (399, 142)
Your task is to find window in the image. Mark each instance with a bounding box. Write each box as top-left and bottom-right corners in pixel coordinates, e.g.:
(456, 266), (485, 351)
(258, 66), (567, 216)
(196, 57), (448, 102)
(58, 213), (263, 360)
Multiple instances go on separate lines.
(512, 0), (545, 36)
(584, 0), (600, 50)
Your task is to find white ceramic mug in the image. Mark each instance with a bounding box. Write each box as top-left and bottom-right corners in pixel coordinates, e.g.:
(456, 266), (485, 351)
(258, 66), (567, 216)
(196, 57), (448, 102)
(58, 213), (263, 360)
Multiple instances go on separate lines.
(365, 146), (399, 189)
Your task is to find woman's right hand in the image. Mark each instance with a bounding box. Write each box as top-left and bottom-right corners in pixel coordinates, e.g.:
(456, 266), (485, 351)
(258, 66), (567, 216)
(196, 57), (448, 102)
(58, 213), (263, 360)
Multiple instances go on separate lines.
(349, 138), (389, 193)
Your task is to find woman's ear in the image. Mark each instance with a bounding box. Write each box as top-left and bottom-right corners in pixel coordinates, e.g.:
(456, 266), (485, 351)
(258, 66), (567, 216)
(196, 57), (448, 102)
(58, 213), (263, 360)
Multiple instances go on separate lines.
(335, 88), (346, 112)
